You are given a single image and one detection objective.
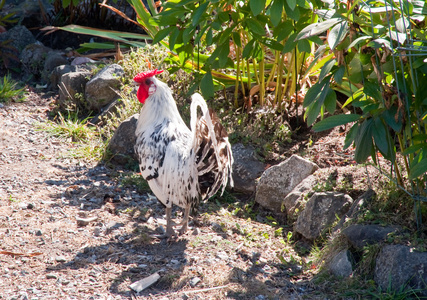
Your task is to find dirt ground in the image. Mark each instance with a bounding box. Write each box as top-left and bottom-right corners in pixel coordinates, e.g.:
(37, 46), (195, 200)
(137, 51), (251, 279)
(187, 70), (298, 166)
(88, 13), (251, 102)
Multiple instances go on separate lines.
(0, 91), (379, 299)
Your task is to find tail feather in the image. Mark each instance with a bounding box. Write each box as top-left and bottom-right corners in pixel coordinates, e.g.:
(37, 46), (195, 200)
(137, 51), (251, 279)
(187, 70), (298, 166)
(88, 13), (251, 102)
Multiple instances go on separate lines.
(190, 93), (233, 200)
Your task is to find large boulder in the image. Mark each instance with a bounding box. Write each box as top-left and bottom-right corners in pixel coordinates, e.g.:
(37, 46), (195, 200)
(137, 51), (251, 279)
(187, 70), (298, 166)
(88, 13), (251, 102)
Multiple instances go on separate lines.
(106, 114), (139, 166)
(20, 43), (51, 78)
(282, 174), (318, 221)
(375, 245), (427, 296)
(294, 192), (353, 240)
(58, 71), (92, 110)
(85, 64), (125, 111)
(255, 155), (318, 211)
(0, 25), (36, 52)
(231, 143), (266, 194)
(328, 250), (354, 278)
(342, 224), (401, 249)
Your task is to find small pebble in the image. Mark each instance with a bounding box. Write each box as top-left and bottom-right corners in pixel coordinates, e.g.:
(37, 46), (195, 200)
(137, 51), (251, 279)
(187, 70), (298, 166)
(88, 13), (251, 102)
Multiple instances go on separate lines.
(189, 277), (201, 287)
(55, 256), (67, 263)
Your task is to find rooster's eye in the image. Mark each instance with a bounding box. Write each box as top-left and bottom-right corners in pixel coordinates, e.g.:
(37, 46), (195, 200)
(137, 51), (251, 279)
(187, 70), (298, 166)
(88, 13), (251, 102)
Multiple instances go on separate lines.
(145, 79), (151, 85)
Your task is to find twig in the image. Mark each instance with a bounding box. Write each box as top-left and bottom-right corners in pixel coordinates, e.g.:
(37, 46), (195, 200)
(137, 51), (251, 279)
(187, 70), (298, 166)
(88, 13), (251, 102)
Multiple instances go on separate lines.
(181, 284), (230, 294)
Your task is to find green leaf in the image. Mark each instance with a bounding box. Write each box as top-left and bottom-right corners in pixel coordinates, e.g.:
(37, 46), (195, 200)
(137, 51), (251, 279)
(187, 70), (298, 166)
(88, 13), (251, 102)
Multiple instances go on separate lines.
(402, 143), (426, 156)
(200, 71), (215, 99)
(306, 96), (322, 126)
(344, 122), (359, 149)
(232, 32), (242, 48)
(295, 18), (341, 41)
(274, 20), (294, 41)
(242, 39), (256, 58)
(192, 2), (209, 26)
(153, 27), (173, 45)
(409, 156), (427, 180)
(270, 0), (284, 27)
(297, 39), (311, 53)
(324, 88), (337, 114)
(313, 114), (360, 132)
(250, 0), (266, 16)
(303, 79), (325, 107)
(319, 58), (336, 82)
(284, 0), (299, 21)
(218, 43), (230, 68)
(372, 118), (391, 158)
(169, 27), (182, 50)
(246, 18), (265, 36)
(282, 32), (298, 53)
(328, 21), (348, 50)
(354, 118), (374, 163)
(334, 65), (345, 84)
(287, 0), (296, 10)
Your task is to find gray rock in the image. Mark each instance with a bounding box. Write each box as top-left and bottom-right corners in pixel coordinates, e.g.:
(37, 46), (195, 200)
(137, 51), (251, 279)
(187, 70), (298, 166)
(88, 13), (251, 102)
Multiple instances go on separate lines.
(106, 114), (139, 165)
(375, 245), (427, 296)
(0, 25), (36, 52)
(58, 71), (92, 110)
(189, 277), (201, 287)
(255, 155), (319, 211)
(328, 250), (353, 277)
(231, 143), (265, 193)
(294, 192), (353, 240)
(20, 43), (50, 76)
(333, 189), (375, 233)
(342, 224), (400, 249)
(85, 64), (124, 111)
(50, 65), (79, 90)
(283, 174), (318, 221)
(42, 51), (68, 82)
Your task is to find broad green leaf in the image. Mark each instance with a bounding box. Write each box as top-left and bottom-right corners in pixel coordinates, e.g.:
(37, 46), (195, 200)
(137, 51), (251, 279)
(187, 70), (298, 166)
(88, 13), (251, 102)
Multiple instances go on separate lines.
(243, 39), (256, 58)
(372, 118), (391, 158)
(282, 32), (298, 53)
(334, 65), (345, 84)
(328, 21), (348, 50)
(284, 0), (299, 21)
(232, 32), (242, 48)
(153, 27), (173, 45)
(347, 35), (371, 49)
(318, 58), (336, 82)
(409, 156), (427, 179)
(246, 18), (266, 36)
(287, 0), (296, 10)
(402, 143), (426, 156)
(218, 43), (230, 68)
(344, 122), (359, 149)
(270, 0), (284, 27)
(192, 2), (209, 26)
(303, 80), (324, 107)
(169, 27), (182, 50)
(324, 88), (337, 114)
(200, 71), (215, 99)
(297, 39), (311, 53)
(295, 18), (341, 41)
(354, 118), (374, 163)
(250, 0), (266, 16)
(274, 20), (294, 41)
(383, 106), (402, 132)
(306, 96), (323, 126)
(363, 81), (382, 101)
(313, 114), (361, 132)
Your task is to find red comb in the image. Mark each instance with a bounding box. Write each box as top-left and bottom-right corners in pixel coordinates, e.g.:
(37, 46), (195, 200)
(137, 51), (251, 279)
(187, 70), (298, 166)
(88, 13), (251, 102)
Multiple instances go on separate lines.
(133, 69), (164, 83)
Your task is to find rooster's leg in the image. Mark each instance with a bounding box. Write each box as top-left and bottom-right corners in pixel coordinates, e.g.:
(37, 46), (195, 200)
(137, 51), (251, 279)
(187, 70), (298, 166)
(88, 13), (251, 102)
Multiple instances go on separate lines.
(165, 206), (175, 237)
(178, 205), (190, 235)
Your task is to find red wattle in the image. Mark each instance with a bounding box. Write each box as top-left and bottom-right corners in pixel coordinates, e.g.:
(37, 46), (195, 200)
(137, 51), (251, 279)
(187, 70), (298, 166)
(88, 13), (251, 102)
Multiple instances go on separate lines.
(137, 86), (148, 104)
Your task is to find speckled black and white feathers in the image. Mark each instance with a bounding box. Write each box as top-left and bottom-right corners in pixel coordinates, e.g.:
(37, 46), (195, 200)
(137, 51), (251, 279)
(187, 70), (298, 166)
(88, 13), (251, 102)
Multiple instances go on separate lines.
(134, 77), (233, 214)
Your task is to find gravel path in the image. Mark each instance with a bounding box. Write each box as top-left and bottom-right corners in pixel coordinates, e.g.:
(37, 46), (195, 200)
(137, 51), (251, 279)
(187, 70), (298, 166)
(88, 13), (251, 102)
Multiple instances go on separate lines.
(0, 93), (320, 300)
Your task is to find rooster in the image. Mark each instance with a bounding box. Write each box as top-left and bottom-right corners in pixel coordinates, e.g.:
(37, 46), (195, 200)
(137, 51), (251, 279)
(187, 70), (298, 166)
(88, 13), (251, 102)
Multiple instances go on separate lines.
(133, 69), (233, 237)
